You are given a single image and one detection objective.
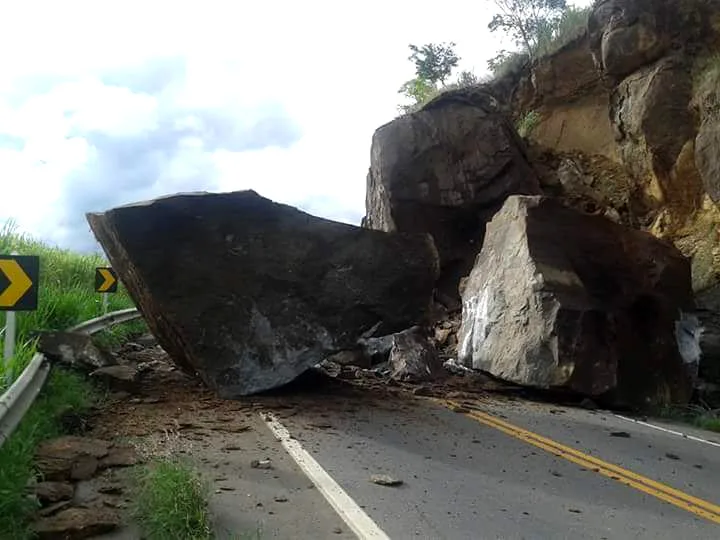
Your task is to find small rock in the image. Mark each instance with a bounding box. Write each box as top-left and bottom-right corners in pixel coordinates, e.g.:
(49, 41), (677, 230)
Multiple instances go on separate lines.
(34, 481), (74, 504)
(412, 385), (434, 397)
(70, 457), (100, 481)
(34, 507), (121, 539)
(579, 398), (599, 410)
(609, 431), (631, 438)
(449, 404), (470, 414)
(665, 453), (680, 460)
(37, 331), (115, 371)
(35, 436), (110, 481)
(333, 526), (343, 534)
(568, 508), (583, 514)
(222, 444), (242, 451)
(38, 500), (73, 517)
(135, 333), (158, 347)
(274, 495), (288, 503)
(251, 459), (273, 470)
(370, 474), (403, 487)
(90, 365), (140, 392)
(99, 445), (139, 469)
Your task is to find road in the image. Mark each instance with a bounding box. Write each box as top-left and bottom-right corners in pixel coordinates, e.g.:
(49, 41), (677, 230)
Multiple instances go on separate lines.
(255, 390), (720, 540)
(88, 352), (720, 540)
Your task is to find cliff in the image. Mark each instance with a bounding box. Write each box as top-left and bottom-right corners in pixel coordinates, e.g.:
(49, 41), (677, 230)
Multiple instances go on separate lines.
(487, 0), (720, 298)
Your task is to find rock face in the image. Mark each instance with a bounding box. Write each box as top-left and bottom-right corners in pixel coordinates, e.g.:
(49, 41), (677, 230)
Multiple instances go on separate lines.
(364, 87), (541, 304)
(457, 196), (696, 407)
(87, 190), (440, 397)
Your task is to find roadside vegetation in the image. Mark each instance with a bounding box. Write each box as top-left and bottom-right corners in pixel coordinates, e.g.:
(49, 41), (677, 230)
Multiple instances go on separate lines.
(397, 1), (593, 113)
(656, 403), (720, 434)
(0, 219), (143, 538)
(132, 458), (213, 540)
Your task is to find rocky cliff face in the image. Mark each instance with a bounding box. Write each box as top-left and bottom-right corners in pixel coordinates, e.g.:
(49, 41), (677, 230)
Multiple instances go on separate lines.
(488, 0), (720, 297)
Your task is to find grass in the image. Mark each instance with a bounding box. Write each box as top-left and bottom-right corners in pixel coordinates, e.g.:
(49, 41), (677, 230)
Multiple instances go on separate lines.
(0, 219), (143, 538)
(654, 404), (720, 434)
(132, 458), (213, 540)
(517, 110), (541, 138)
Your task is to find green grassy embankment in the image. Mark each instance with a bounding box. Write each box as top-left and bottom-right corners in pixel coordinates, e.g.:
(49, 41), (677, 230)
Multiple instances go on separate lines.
(0, 220), (145, 539)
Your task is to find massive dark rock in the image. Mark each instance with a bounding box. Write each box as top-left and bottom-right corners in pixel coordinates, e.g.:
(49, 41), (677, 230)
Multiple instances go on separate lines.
(457, 195), (696, 407)
(588, 0), (712, 80)
(363, 87), (541, 305)
(86, 190), (439, 397)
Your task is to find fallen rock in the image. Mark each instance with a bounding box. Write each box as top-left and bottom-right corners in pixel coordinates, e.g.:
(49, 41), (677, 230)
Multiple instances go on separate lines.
(135, 333), (158, 347)
(34, 481), (75, 504)
(325, 349), (369, 369)
(358, 334), (395, 365)
(90, 365), (141, 393)
(370, 474), (403, 487)
(86, 190), (439, 397)
(34, 506), (121, 540)
(388, 327), (445, 383)
(363, 86), (540, 303)
(36, 331), (115, 371)
(457, 195), (696, 408)
(35, 437), (110, 482)
(99, 445), (139, 469)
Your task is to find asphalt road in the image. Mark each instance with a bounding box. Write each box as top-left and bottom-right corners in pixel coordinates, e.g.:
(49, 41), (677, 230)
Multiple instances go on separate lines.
(260, 393), (720, 540)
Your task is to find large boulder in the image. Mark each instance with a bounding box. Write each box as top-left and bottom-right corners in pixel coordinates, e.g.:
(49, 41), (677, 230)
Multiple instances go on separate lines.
(609, 56), (695, 182)
(588, 0), (712, 80)
(86, 190), (439, 397)
(457, 195), (696, 408)
(363, 87), (541, 305)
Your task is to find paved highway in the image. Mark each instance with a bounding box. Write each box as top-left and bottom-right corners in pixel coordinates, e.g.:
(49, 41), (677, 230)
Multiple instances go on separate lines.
(254, 392), (720, 540)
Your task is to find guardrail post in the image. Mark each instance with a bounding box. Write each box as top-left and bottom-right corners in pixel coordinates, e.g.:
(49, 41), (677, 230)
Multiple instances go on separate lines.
(3, 310), (16, 366)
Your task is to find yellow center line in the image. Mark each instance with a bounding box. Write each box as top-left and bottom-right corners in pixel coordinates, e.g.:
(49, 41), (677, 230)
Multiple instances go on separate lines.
(431, 398), (720, 525)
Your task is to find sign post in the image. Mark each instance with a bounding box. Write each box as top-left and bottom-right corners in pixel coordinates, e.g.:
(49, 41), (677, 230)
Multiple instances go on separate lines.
(94, 267), (118, 314)
(0, 252), (40, 369)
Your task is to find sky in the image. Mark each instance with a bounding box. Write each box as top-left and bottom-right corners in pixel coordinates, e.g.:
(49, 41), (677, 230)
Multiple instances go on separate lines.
(0, 0), (592, 253)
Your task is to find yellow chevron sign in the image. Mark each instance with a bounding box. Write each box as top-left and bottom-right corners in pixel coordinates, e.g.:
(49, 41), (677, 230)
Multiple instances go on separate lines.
(95, 267), (118, 293)
(0, 255), (39, 311)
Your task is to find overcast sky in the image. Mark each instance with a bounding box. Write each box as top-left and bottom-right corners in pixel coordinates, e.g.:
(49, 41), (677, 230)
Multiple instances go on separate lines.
(0, 0), (592, 252)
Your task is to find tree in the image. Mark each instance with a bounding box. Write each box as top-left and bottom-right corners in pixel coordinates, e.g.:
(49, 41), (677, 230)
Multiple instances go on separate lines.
(456, 70), (479, 87)
(407, 42), (460, 86)
(487, 0), (567, 60)
(397, 77), (438, 114)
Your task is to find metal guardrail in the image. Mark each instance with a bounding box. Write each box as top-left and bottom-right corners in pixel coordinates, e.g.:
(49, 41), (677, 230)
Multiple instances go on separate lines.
(0, 308), (141, 448)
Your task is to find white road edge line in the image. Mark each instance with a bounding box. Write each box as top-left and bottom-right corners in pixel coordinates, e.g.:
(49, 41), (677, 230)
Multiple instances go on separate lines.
(260, 411), (391, 540)
(613, 414), (720, 449)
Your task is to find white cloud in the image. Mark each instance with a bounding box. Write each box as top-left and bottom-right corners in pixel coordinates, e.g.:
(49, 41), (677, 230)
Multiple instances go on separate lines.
(0, 0), (594, 252)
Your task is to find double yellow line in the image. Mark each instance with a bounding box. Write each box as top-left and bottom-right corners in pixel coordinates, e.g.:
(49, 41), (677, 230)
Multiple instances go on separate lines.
(435, 399), (720, 524)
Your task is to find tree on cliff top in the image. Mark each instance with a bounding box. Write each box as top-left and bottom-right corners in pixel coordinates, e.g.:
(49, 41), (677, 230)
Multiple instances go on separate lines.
(488, 0), (568, 59)
(397, 42), (462, 114)
(407, 42), (460, 86)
